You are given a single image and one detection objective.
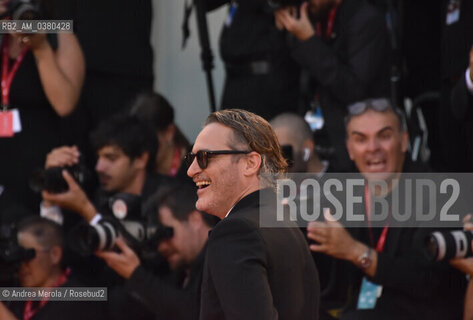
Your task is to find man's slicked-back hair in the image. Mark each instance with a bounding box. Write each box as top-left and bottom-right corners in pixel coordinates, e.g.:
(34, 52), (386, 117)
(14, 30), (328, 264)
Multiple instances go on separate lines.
(18, 216), (64, 250)
(205, 109), (288, 185)
(91, 114), (158, 172)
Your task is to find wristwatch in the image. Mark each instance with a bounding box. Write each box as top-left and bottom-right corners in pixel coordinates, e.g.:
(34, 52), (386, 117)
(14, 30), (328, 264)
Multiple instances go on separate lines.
(358, 247), (372, 269)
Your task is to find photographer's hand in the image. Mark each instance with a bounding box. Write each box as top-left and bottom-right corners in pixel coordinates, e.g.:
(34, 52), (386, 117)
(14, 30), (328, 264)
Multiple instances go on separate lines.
(450, 214), (473, 276)
(18, 33), (48, 52)
(42, 170), (97, 222)
(308, 209), (378, 277)
(96, 238), (140, 280)
(274, 2), (314, 41)
(45, 145), (80, 169)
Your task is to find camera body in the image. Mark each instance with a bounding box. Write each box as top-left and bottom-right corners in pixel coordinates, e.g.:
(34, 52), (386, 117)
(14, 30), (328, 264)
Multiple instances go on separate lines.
(425, 230), (473, 262)
(30, 162), (91, 194)
(0, 224), (35, 285)
(70, 193), (173, 256)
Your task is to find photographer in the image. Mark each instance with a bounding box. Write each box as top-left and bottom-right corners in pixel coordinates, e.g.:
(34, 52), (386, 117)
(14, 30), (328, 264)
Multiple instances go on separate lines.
(0, 216), (104, 320)
(307, 99), (466, 319)
(130, 92), (191, 178)
(274, 0), (390, 170)
(0, 0), (85, 213)
(203, 0), (301, 120)
(39, 114), (174, 319)
(40, 114), (171, 225)
(97, 183), (218, 320)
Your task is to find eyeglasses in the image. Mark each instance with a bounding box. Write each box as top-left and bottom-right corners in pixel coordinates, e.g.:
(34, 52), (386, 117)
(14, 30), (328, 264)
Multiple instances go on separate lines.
(184, 150), (251, 169)
(347, 98), (391, 116)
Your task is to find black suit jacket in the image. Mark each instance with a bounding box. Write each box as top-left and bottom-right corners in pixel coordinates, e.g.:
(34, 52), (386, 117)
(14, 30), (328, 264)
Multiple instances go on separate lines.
(200, 189), (320, 320)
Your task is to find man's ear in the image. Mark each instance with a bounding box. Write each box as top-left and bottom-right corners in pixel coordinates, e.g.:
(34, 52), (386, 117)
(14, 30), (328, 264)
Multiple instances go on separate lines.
(49, 246), (62, 266)
(401, 131), (409, 153)
(243, 152), (262, 177)
(346, 138), (354, 160)
(133, 152), (150, 170)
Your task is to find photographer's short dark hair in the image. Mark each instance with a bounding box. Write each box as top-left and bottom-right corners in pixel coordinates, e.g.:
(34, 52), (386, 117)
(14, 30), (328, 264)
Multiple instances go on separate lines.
(155, 183), (219, 227)
(91, 114), (158, 172)
(130, 92), (190, 148)
(18, 216), (64, 250)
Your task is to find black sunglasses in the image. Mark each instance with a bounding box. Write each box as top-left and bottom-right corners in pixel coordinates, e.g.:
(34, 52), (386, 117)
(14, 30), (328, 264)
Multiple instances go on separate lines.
(184, 150), (251, 169)
(347, 98), (391, 116)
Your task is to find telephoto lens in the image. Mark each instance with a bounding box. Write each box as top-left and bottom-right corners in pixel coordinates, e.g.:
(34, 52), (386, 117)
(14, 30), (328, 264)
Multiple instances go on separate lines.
(425, 230), (473, 261)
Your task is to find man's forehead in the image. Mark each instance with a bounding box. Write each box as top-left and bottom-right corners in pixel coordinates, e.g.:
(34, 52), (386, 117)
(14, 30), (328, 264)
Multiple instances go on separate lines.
(347, 110), (400, 135)
(193, 123), (233, 151)
(18, 231), (39, 248)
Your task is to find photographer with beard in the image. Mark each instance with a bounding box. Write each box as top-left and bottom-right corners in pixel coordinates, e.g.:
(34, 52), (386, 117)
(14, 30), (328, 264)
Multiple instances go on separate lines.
(40, 114), (173, 320)
(97, 183), (219, 320)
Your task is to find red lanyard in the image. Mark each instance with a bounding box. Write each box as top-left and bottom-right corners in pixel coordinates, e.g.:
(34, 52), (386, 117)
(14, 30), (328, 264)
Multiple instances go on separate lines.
(316, 3), (340, 39)
(23, 268), (70, 320)
(1, 35), (28, 107)
(364, 184), (389, 252)
(169, 147), (182, 177)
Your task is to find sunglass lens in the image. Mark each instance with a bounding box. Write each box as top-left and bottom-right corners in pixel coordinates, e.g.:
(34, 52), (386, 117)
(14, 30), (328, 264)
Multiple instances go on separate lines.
(196, 151), (208, 169)
(185, 153), (195, 167)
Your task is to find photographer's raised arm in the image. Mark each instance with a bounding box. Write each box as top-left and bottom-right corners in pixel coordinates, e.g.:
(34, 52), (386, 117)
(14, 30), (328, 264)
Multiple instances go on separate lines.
(42, 170), (98, 223)
(21, 32), (85, 117)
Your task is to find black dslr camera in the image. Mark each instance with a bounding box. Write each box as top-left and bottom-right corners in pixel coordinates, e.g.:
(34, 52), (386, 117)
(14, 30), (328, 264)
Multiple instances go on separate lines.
(268, 0), (304, 10)
(1, 0), (41, 20)
(70, 193), (173, 257)
(0, 223), (35, 285)
(30, 160), (91, 194)
(425, 230), (473, 262)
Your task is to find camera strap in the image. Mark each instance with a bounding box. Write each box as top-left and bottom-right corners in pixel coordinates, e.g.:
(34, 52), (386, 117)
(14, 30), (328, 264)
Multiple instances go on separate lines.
(315, 3), (340, 40)
(1, 34), (28, 109)
(364, 184), (389, 253)
(23, 268), (70, 320)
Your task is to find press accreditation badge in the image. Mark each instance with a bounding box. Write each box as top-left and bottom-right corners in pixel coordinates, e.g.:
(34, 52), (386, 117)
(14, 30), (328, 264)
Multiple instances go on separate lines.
(357, 277), (383, 310)
(11, 108), (21, 133)
(0, 108), (22, 137)
(0, 110), (13, 137)
(446, 0), (460, 25)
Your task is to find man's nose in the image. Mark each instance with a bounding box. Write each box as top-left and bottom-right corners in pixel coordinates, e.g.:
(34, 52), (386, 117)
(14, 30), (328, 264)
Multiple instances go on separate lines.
(366, 138), (380, 152)
(187, 156), (201, 178)
(95, 158), (105, 172)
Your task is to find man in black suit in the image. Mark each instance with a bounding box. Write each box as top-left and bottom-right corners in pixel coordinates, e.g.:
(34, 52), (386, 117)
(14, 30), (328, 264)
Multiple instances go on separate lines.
(274, 0), (391, 171)
(307, 98), (466, 319)
(187, 109), (320, 320)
